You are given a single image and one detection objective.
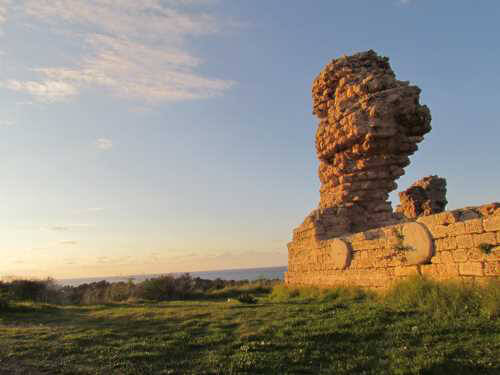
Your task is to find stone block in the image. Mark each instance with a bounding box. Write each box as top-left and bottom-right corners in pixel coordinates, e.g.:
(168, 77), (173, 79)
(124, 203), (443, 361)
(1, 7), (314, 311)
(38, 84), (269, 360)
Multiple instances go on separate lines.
(452, 249), (468, 262)
(424, 224), (449, 239)
(386, 239), (401, 252)
(473, 232), (497, 247)
(365, 229), (384, 240)
(394, 265), (420, 277)
(478, 202), (500, 217)
(433, 211), (460, 225)
(326, 238), (352, 270)
(435, 237), (457, 251)
(349, 232), (367, 242)
(436, 263), (459, 278)
(483, 216), (500, 232)
(440, 251), (454, 263)
(459, 262), (484, 277)
(401, 222), (434, 265)
(484, 261), (500, 276)
(416, 215), (437, 226)
(420, 264), (438, 277)
(351, 239), (384, 251)
(430, 254), (441, 264)
(467, 248), (489, 262)
(464, 219), (484, 234)
(492, 245), (500, 259)
(455, 234), (474, 249)
(356, 250), (374, 269)
(448, 222), (466, 236)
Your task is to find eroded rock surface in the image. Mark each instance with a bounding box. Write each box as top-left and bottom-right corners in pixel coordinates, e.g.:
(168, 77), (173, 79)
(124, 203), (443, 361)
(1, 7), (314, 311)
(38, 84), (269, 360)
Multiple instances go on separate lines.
(396, 175), (447, 219)
(311, 50), (431, 235)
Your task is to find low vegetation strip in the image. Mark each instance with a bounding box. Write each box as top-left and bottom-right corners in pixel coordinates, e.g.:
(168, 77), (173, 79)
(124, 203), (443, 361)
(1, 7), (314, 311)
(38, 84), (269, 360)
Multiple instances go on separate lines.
(0, 277), (499, 374)
(0, 274), (278, 306)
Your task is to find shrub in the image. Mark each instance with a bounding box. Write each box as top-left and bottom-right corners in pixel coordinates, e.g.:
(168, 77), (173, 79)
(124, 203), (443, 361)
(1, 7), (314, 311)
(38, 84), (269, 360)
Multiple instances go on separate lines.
(479, 278), (500, 319)
(237, 293), (257, 304)
(139, 275), (180, 301)
(0, 275), (280, 305)
(383, 276), (484, 318)
(2, 278), (60, 303)
(0, 292), (9, 310)
(106, 281), (135, 302)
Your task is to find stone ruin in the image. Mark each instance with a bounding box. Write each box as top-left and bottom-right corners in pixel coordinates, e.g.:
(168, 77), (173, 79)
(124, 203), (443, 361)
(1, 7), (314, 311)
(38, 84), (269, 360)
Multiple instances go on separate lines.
(396, 175), (447, 219)
(285, 50), (499, 289)
(312, 50), (431, 236)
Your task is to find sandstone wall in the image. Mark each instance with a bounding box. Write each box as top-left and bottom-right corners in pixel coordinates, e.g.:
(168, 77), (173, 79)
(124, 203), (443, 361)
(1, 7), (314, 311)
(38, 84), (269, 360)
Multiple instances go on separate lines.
(285, 204), (500, 290)
(309, 50), (432, 236)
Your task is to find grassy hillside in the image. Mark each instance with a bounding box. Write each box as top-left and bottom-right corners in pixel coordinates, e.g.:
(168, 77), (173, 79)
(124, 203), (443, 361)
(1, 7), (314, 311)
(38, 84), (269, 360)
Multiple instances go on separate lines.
(0, 278), (499, 374)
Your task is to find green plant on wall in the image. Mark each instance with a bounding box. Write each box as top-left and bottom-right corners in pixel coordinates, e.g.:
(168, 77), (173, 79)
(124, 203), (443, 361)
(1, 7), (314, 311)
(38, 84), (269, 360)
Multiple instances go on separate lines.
(381, 228), (415, 263)
(479, 243), (495, 255)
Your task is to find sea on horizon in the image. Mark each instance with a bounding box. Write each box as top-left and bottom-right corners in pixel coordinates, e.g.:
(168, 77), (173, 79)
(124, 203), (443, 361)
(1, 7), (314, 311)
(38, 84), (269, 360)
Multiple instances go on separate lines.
(59, 266), (287, 287)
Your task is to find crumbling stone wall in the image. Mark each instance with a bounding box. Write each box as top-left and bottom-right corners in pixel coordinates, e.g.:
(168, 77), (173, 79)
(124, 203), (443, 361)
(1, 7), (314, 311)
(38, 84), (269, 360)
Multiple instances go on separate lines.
(286, 50), (499, 289)
(396, 175), (447, 219)
(285, 204), (500, 289)
(312, 50), (431, 235)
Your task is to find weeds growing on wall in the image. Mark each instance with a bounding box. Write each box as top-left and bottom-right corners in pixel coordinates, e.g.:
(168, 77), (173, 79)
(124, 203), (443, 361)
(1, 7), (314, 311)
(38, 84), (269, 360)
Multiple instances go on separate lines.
(479, 242), (495, 255)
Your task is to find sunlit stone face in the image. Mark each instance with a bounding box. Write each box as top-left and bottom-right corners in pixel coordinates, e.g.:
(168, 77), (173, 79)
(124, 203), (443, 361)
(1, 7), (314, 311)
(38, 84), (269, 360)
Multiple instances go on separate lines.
(311, 50), (431, 233)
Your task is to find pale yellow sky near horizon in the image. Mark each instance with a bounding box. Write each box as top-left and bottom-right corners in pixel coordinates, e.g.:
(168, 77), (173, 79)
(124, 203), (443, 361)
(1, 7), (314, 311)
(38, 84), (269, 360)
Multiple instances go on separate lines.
(3, 1), (500, 280)
(1, 222), (289, 279)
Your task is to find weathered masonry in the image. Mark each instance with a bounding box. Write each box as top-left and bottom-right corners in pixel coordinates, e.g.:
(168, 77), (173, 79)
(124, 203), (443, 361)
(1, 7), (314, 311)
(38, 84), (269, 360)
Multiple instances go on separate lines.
(286, 205), (500, 290)
(285, 51), (499, 289)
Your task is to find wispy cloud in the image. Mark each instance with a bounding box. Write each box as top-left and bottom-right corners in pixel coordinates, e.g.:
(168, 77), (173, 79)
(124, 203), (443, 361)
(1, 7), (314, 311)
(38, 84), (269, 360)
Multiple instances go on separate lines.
(0, 0), (9, 28)
(43, 224), (93, 232)
(73, 207), (104, 214)
(48, 226), (70, 232)
(59, 240), (78, 245)
(95, 138), (113, 151)
(1, 0), (235, 103)
(2, 79), (78, 102)
(0, 119), (14, 127)
(96, 256), (132, 265)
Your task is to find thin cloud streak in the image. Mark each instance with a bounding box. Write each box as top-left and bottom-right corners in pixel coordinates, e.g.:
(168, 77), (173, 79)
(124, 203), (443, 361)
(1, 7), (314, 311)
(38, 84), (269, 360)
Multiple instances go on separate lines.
(1, 0), (236, 103)
(0, 0), (8, 27)
(95, 138), (113, 150)
(0, 119), (14, 127)
(43, 224), (93, 232)
(73, 207), (104, 214)
(2, 79), (78, 102)
(59, 240), (78, 245)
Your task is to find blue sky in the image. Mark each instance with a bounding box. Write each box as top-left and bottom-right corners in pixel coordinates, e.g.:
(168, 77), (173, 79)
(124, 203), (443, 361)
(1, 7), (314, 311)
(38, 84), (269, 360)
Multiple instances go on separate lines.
(1, 0), (499, 279)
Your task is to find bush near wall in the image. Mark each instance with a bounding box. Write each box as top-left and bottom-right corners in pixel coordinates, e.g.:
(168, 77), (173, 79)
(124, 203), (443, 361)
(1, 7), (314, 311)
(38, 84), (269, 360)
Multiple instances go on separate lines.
(0, 274), (279, 305)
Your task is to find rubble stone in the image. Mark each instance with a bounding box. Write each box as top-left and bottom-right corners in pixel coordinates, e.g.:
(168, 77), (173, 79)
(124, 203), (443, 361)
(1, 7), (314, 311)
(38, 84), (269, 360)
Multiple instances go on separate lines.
(396, 176), (447, 219)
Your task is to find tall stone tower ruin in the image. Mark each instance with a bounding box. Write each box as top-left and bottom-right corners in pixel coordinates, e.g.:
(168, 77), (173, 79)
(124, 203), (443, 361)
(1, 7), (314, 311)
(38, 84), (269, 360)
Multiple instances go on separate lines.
(312, 50), (431, 235)
(285, 50), (500, 289)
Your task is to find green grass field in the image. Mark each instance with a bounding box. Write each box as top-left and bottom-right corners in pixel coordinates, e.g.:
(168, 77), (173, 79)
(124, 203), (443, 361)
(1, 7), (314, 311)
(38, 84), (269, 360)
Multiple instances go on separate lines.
(1, 279), (499, 374)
